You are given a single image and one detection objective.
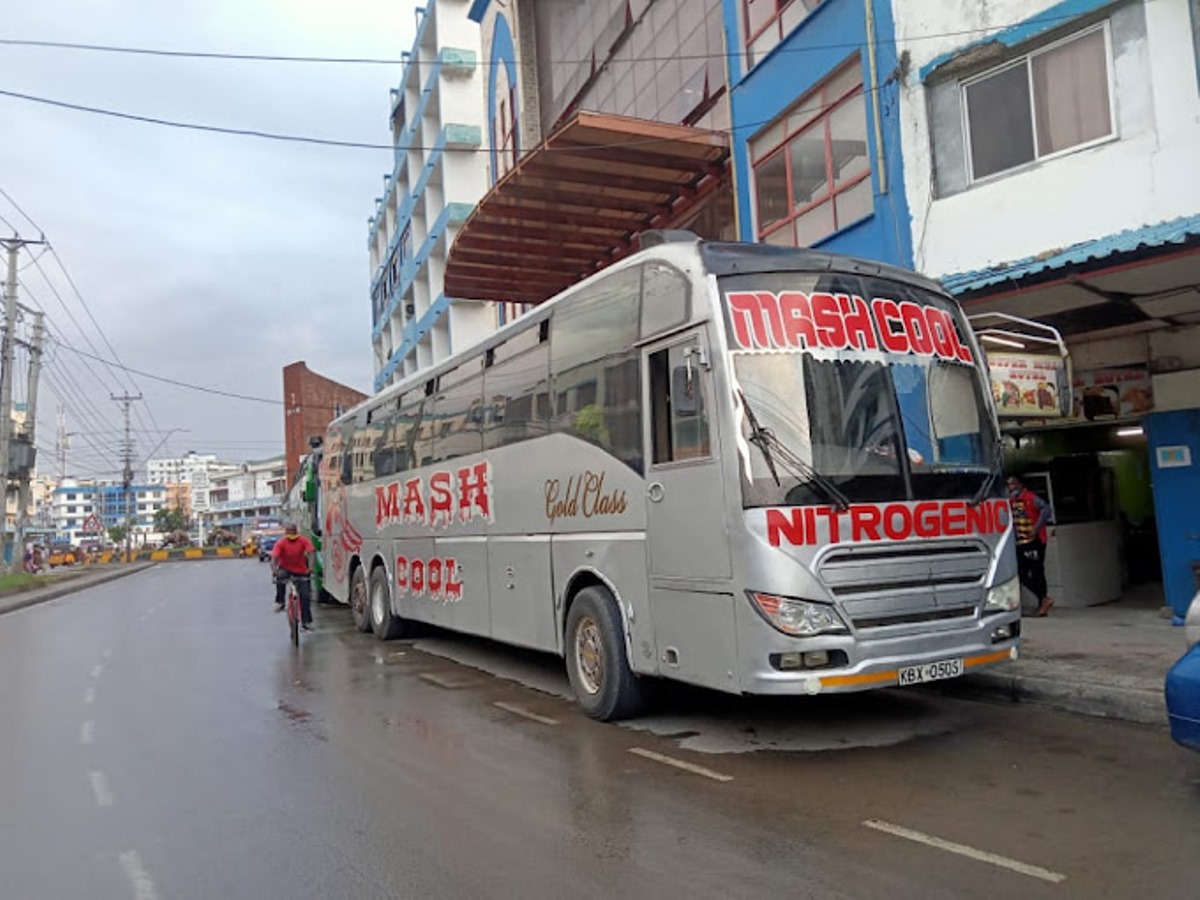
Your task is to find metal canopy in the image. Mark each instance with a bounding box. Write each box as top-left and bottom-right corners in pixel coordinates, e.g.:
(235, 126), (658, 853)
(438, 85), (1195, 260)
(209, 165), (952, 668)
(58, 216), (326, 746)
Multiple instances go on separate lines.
(444, 111), (729, 305)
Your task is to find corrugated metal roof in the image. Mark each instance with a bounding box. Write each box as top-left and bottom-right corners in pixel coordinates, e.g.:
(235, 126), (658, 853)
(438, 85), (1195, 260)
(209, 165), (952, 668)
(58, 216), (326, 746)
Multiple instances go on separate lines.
(941, 214), (1200, 296)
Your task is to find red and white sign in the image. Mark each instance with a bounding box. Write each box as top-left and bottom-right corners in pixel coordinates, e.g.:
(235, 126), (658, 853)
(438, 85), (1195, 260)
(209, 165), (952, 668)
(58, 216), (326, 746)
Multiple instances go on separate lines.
(725, 290), (975, 364)
(986, 352), (1064, 417)
(765, 499), (1010, 547)
(396, 555), (463, 603)
(81, 514), (103, 534)
(375, 461), (493, 529)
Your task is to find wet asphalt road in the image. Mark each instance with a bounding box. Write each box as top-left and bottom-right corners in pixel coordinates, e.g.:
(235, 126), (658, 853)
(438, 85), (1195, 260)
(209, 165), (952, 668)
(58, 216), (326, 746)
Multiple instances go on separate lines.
(0, 561), (1197, 900)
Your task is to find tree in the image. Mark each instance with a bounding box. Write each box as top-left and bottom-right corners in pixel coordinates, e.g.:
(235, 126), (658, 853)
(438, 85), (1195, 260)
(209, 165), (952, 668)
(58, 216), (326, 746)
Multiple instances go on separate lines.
(153, 506), (188, 533)
(107, 525), (128, 545)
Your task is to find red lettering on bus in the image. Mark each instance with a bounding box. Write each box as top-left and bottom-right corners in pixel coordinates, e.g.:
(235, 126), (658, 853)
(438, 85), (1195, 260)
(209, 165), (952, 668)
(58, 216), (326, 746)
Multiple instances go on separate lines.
(914, 501), (940, 538)
(410, 559), (425, 595)
(899, 301), (934, 356)
(850, 505), (882, 541)
(427, 558), (444, 600)
(429, 471), (453, 527)
(779, 292), (818, 349)
(941, 501), (968, 537)
(457, 461), (493, 523)
(755, 291), (788, 349)
(403, 477), (426, 524)
(376, 482), (400, 527)
(726, 291), (764, 348)
(811, 293), (849, 349)
(871, 298), (910, 354)
(840, 295), (878, 351)
(927, 308), (956, 361)
(966, 500), (990, 535)
(882, 504), (910, 541)
(395, 555), (408, 590)
(766, 509), (805, 547)
(816, 506), (840, 543)
(444, 559), (463, 601)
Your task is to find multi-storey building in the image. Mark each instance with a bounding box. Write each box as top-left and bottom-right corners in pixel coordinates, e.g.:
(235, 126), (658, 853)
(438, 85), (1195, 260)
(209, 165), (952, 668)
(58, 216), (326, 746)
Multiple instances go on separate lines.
(197, 456), (288, 534)
(892, 0), (1200, 618)
(282, 361), (366, 486)
(50, 480), (168, 546)
(369, 0), (494, 391)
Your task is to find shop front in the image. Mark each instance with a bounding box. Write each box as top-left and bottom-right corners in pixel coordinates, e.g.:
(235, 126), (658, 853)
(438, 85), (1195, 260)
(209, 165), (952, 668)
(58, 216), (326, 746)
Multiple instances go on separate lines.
(948, 217), (1200, 617)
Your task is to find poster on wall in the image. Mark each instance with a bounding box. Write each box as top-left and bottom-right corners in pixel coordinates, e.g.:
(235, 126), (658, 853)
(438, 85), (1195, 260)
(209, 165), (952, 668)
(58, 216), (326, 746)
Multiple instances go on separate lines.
(1071, 367), (1153, 421)
(986, 353), (1066, 417)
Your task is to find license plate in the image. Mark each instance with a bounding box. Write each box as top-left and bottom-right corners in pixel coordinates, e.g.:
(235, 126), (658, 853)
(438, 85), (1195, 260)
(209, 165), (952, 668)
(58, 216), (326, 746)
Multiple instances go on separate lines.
(897, 658), (964, 686)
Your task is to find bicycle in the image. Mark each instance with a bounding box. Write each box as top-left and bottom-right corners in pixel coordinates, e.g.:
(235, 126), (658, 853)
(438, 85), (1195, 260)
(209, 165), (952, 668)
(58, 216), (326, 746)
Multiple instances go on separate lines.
(285, 577), (301, 646)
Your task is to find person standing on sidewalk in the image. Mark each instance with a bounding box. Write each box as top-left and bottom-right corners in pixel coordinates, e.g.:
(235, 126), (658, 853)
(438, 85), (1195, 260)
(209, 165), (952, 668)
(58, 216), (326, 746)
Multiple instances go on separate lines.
(1008, 475), (1054, 616)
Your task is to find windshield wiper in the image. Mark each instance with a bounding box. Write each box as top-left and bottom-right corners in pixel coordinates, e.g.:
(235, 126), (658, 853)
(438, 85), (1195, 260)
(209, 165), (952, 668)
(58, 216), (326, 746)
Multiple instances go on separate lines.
(970, 441), (1005, 506)
(738, 390), (851, 511)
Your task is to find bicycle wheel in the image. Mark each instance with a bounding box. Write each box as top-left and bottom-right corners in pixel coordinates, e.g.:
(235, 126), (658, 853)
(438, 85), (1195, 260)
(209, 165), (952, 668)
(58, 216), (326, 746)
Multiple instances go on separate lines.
(287, 585), (300, 647)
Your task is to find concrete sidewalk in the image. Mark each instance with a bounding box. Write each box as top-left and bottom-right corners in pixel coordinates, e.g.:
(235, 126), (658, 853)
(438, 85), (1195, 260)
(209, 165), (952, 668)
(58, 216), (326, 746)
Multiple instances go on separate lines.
(0, 563), (155, 617)
(946, 585), (1186, 726)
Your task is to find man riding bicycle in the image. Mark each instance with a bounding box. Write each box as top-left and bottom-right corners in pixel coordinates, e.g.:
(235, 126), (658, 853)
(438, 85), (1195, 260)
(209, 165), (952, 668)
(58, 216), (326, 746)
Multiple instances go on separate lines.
(271, 523), (315, 631)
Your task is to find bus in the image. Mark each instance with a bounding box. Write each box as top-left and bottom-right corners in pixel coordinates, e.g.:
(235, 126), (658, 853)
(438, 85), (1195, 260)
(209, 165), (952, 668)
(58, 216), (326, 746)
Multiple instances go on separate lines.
(320, 234), (1021, 720)
(281, 446), (327, 598)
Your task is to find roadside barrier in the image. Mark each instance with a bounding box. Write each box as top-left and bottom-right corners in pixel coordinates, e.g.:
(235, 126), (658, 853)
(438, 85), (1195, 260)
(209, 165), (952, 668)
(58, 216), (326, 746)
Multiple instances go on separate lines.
(67, 546), (251, 566)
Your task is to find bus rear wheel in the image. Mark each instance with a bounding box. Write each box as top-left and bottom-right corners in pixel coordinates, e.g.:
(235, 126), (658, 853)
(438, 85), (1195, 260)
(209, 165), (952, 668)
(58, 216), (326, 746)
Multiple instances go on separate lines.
(349, 565), (372, 633)
(565, 586), (646, 721)
(370, 565), (405, 641)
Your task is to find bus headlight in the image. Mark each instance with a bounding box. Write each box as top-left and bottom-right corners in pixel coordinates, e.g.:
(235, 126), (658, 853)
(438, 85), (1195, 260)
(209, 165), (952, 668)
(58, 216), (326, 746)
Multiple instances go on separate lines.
(984, 576), (1021, 613)
(748, 592), (849, 637)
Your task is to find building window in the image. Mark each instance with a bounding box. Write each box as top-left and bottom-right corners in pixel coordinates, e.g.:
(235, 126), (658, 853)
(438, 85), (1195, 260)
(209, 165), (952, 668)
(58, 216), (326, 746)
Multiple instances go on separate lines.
(963, 24), (1114, 182)
(494, 84), (518, 179)
(751, 60), (871, 248)
(744, 0), (824, 67)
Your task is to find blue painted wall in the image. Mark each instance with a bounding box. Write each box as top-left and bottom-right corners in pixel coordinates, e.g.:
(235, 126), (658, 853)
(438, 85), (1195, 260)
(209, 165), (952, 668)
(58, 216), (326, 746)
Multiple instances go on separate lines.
(1145, 408), (1200, 618)
(722, 0), (913, 267)
(486, 13), (519, 187)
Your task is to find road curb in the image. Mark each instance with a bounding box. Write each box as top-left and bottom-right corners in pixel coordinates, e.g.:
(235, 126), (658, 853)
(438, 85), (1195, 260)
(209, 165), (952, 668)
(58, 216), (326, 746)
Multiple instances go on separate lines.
(0, 564), (157, 618)
(948, 669), (1167, 726)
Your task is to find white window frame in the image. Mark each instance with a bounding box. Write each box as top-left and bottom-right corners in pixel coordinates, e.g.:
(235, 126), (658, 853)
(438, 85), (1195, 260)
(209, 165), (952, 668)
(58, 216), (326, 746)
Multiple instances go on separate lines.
(961, 21), (1118, 185)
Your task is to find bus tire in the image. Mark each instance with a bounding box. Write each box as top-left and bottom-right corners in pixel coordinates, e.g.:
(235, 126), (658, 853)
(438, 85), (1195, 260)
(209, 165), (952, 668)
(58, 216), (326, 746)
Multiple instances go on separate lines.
(349, 565), (372, 633)
(370, 565), (405, 641)
(565, 586), (646, 721)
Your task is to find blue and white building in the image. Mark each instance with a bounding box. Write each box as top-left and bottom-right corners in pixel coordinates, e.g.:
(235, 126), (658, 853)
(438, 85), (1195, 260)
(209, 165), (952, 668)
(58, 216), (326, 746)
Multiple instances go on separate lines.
(369, 0), (495, 392)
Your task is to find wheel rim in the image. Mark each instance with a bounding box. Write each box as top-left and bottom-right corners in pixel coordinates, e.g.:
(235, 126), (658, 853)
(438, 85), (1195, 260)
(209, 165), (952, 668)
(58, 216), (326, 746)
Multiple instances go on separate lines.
(573, 616), (604, 696)
(371, 580), (385, 626)
(351, 573), (367, 620)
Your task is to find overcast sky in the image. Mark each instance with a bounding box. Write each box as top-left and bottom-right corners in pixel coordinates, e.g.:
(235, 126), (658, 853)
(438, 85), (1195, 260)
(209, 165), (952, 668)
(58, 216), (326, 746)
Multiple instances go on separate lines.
(0, 0), (415, 479)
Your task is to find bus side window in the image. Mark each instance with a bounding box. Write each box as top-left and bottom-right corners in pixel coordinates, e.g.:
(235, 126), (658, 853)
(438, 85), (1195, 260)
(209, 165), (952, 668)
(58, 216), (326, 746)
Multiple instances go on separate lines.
(649, 341), (711, 465)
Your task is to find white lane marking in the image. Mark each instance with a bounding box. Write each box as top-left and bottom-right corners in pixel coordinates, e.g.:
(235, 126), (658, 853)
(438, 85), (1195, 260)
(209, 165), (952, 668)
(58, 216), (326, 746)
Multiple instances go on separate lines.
(419, 672), (472, 689)
(81, 720), (95, 745)
(90, 664), (104, 679)
(89, 770), (114, 807)
(84, 687), (96, 705)
(118, 849), (160, 900)
(627, 747), (734, 783)
(862, 820), (1066, 884)
(494, 701), (560, 725)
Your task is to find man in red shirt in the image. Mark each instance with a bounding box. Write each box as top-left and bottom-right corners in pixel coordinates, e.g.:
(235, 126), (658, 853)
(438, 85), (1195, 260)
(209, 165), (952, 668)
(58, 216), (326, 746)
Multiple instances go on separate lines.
(271, 524), (316, 630)
(1008, 475), (1054, 617)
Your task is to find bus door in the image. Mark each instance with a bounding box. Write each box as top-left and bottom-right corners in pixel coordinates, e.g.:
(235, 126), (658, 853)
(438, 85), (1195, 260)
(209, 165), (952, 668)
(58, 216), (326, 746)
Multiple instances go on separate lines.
(643, 330), (736, 690)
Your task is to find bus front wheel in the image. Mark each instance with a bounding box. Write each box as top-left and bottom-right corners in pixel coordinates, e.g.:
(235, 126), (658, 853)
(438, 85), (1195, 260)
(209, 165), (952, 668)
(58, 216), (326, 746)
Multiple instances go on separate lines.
(565, 586), (646, 721)
(349, 565), (372, 633)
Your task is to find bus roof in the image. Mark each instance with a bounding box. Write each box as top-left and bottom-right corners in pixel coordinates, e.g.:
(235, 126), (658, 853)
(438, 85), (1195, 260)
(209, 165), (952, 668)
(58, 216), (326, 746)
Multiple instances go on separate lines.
(336, 237), (951, 428)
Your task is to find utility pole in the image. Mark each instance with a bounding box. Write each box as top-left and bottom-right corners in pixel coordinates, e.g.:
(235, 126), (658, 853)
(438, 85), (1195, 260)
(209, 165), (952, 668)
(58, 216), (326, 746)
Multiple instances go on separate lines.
(55, 406), (67, 481)
(13, 311), (45, 561)
(112, 392), (142, 562)
(1, 235), (46, 567)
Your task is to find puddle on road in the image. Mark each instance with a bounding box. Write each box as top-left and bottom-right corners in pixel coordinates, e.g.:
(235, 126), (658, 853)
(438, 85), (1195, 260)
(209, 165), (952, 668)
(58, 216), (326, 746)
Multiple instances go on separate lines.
(413, 636), (973, 755)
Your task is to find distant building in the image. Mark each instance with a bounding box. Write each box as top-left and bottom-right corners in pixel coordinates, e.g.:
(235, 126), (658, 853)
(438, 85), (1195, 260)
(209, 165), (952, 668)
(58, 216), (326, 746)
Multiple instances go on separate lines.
(283, 362), (367, 487)
(50, 479), (168, 546)
(197, 455), (288, 535)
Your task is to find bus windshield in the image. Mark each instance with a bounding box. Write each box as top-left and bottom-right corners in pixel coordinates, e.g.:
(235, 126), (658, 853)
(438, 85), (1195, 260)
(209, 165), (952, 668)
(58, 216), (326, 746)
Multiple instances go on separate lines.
(722, 272), (1000, 508)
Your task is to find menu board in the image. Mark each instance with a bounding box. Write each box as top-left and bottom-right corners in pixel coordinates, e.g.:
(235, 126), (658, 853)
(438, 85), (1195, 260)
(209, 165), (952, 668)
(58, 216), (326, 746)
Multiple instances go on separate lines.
(986, 353), (1066, 418)
(1071, 367), (1153, 421)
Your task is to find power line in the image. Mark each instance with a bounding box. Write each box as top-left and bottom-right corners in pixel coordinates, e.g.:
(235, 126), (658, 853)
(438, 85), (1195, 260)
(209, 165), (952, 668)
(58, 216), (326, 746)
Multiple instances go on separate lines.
(0, 8), (1148, 67)
(46, 336), (285, 404)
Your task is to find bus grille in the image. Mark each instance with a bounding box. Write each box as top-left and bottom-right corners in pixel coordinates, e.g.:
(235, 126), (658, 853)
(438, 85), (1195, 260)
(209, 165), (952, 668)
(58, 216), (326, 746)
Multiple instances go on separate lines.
(817, 541), (991, 630)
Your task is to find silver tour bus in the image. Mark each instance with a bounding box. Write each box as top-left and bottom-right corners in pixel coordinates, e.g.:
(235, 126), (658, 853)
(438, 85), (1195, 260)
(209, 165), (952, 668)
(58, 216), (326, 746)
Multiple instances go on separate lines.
(320, 233), (1020, 720)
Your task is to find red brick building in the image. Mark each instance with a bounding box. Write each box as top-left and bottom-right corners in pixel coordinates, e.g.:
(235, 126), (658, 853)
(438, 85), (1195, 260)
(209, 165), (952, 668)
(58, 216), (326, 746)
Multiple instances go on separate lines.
(282, 362), (367, 486)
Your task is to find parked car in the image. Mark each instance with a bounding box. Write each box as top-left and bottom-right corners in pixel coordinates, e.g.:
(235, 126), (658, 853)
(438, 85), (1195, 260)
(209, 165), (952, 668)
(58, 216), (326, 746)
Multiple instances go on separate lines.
(1165, 592), (1200, 751)
(257, 531), (284, 562)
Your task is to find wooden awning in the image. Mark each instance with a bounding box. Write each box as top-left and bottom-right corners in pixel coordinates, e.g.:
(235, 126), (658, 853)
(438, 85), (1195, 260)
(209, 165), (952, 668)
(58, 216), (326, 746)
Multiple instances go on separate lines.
(444, 111), (729, 304)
